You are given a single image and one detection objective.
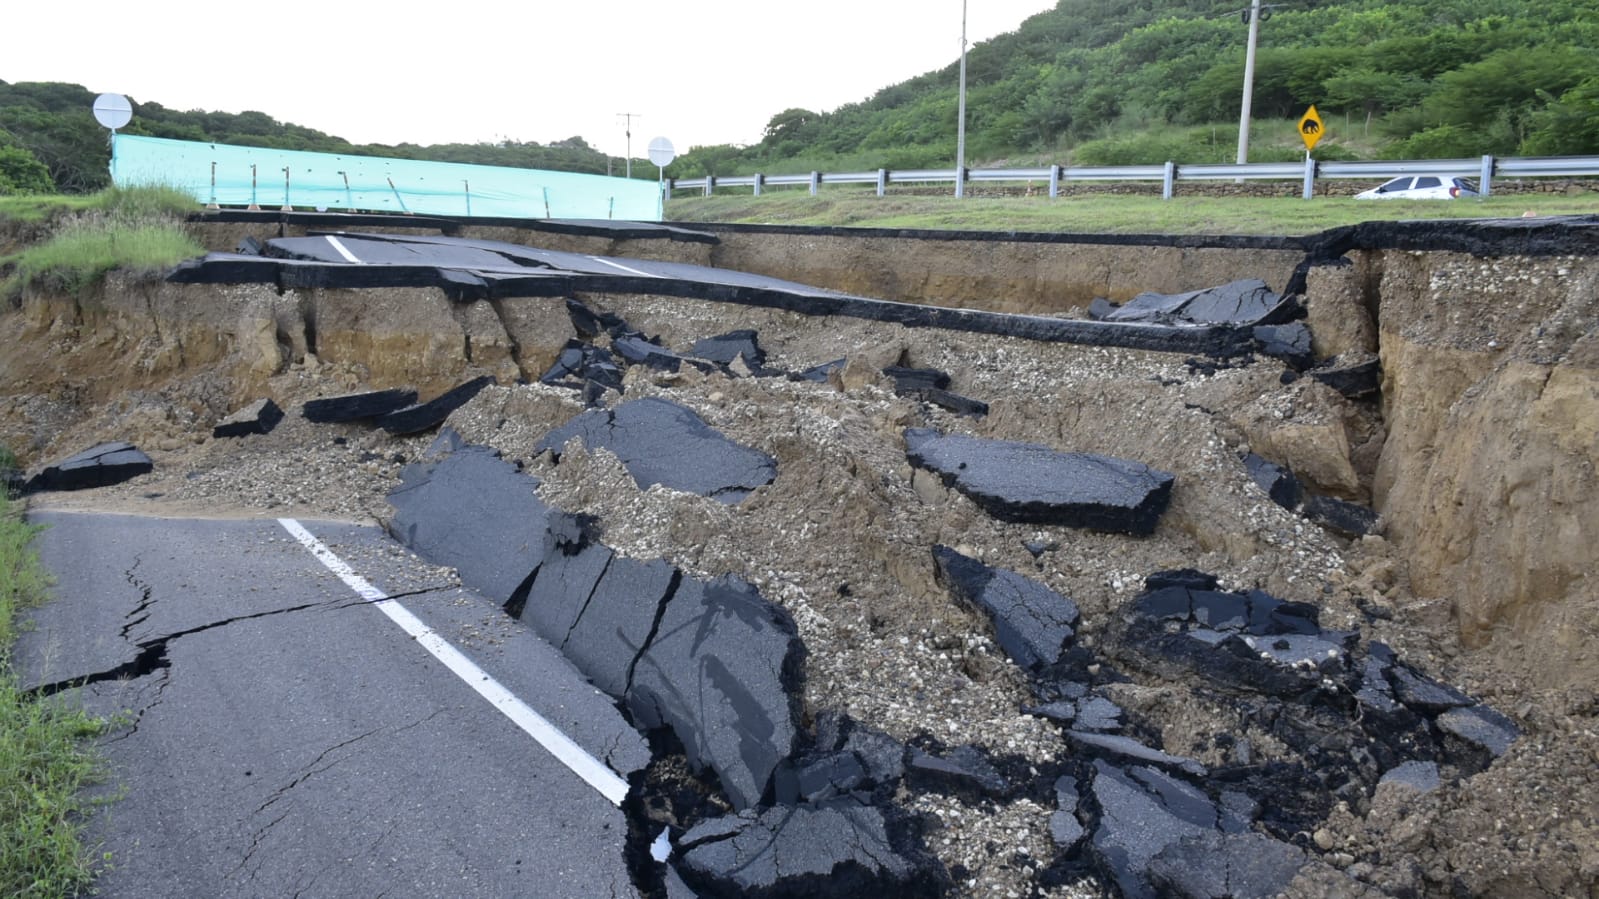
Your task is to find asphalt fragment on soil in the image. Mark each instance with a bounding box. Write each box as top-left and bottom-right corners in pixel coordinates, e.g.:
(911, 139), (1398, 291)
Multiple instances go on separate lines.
(538, 397), (777, 504)
(25, 441), (154, 492)
(904, 429), (1175, 534)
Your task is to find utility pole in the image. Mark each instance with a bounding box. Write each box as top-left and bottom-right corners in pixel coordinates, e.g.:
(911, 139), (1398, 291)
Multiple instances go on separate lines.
(1236, 0), (1263, 168)
(618, 113), (641, 178)
(955, 0), (968, 199)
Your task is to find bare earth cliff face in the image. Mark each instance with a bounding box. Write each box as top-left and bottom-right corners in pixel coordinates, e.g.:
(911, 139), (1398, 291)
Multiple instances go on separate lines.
(1, 218), (1595, 898)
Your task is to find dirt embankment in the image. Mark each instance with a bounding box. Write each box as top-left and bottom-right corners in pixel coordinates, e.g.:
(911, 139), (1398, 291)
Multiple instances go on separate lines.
(2, 218), (1596, 898)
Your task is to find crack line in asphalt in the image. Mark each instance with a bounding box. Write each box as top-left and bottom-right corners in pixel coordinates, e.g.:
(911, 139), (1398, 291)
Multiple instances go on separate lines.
(278, 517), (630, 806)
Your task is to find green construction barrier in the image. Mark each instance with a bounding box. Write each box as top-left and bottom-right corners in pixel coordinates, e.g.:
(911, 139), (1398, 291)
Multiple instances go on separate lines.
(111, 135), (661, 221)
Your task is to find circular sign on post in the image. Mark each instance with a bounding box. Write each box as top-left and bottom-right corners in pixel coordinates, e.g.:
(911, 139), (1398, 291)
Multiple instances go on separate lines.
(93, 93), (133, 130)
(647, 137), (676, 168)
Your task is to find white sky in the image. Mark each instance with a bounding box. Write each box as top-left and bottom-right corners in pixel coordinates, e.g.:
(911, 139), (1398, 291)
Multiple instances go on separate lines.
(5, 0), (1056, 160)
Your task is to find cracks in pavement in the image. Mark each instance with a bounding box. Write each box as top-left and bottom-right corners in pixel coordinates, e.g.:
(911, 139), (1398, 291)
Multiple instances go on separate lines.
(25, 597), (369, 700)
(118, 556), (156, 642)
(231, 708), (448, 886)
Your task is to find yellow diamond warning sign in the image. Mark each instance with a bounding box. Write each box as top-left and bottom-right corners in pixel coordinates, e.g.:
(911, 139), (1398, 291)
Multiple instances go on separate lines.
(1298, 105), (1326, 153)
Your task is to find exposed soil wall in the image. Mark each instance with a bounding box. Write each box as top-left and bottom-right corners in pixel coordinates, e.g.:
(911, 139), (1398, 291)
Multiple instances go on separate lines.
(4, 221), (1596, 692)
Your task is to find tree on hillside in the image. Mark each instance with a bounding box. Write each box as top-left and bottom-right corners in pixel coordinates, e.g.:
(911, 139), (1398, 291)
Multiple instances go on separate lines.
(0, 143), (55, 194)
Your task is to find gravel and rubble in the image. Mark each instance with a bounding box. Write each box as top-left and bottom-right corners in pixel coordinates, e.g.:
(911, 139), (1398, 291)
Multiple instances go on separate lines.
(17, 287), (1598, 899)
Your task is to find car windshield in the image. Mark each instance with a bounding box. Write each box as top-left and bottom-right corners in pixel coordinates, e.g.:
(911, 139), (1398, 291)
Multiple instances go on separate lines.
(1377, 178), (1410, 192)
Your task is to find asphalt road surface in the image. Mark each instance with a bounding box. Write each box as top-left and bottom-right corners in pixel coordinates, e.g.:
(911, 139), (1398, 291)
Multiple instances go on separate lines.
(14, 510), (650, 898)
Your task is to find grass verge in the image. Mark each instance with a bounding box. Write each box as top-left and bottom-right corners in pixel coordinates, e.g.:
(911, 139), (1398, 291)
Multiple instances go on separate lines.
(665, 189), (1599, 236)
(1, 185), (203, 301)
(0, 490), (106, 898)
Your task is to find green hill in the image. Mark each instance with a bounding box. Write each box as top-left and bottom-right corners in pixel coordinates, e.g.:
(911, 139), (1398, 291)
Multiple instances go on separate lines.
(673, 0), (1599, 177)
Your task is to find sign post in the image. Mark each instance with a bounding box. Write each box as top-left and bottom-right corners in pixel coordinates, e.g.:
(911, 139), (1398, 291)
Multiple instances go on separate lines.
(1298, 105), (1325, 199)
(647, 137), (676, 221)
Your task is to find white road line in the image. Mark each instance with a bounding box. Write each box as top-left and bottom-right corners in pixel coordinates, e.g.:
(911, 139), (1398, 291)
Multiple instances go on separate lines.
(586, 256), (658, 277)
(324, 235), (363, 264)
(277, 518), (629, 806)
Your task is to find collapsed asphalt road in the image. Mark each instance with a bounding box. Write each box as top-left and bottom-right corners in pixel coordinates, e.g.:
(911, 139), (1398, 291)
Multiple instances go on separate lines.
(10, 214), (1596, 898)
(14, 511), (647, 898)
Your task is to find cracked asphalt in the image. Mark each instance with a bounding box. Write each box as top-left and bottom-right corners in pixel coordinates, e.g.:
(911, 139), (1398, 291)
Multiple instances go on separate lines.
(14, 509), (650, 898)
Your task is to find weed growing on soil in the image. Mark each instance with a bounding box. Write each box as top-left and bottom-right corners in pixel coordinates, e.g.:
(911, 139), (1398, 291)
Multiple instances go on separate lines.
(0, 496), (107, 898)
(1, 185), (202, 301)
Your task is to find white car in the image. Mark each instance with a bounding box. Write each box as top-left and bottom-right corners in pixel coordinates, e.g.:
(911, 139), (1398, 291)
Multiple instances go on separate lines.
(1354, 175), (1480, 199)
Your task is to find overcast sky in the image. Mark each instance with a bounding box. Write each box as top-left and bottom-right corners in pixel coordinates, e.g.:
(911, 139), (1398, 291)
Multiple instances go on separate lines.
(6, 0), (1056, 160)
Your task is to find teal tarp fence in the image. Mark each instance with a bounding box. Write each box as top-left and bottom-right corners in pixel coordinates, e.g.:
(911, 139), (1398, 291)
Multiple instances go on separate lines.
(111, 135), (661, 221)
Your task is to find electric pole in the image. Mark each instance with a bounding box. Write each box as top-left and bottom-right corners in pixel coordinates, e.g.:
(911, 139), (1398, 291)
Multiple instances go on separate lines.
(955, 0), (968, 199)
(1236, 0), (1263, 168)
(618, 113), (641, 178)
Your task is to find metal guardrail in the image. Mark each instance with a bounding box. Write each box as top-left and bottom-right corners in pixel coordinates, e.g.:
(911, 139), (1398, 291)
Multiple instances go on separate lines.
(669, 154), (1599, 201)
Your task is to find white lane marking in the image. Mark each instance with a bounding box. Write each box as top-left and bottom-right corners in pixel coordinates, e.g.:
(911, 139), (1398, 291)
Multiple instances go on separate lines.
(277, 518), (629, 806)
(586, 255), (658, 277)
(324, 235), (363, 264)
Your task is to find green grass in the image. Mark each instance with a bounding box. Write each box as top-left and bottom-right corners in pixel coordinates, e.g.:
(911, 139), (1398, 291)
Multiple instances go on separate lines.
(666, 189), (1599, 236)
(0, 491), (107, 898)
(1, 185), (203, 301)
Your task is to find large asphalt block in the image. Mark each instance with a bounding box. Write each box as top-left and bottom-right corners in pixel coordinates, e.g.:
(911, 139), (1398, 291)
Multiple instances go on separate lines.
(27, 441), (153, 492)
(385, 446), (555, 604)
(904, 429), (1174, 534)
(303, 388), (418, 423)
(673, 801), (949, 898)
(379, 376), (496, 435)
(931, 546), (1079, 672)
(538, 397), (777, 504)
(626, 574), (805, 811)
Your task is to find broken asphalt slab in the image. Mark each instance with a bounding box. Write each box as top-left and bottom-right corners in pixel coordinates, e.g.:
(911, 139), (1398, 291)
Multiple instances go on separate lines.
(932, 546), (1080, 672)
(905, 428), (1175, 534)
(1093, 279), (1292, 327)
(626, 573), (806, 811)
(386, 438), (806, 812)
(538, 397), (777, 503)
(212, 398), (284, 438)
(673, 801), (949, 898)
(302, 388), (418, 423)
(379, 376), (496, 435)
(26, 441), (153, 492)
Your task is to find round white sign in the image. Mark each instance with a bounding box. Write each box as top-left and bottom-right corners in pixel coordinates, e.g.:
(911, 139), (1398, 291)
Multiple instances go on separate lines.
(647, 136), (676, 167)
(93, 93), (133, 130)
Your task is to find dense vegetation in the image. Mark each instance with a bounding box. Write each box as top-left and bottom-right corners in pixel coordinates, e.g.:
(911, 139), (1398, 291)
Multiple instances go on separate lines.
(4, 0), (1597, 194)
(672, 0), (1599, 177)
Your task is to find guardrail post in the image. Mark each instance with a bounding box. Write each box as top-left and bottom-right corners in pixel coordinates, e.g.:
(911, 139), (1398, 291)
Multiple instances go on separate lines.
(809, 171), (821, 196)
(754, 173), (764, 196)
(704, 176), (714, 198)
(1162, 162), (1175, 200)
(1302, 155), (1316, 200)
(876, 169), (887, 197)
(1479, 155), (1494, 197)
(1048, 164), (1061, 199)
